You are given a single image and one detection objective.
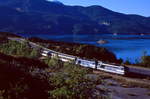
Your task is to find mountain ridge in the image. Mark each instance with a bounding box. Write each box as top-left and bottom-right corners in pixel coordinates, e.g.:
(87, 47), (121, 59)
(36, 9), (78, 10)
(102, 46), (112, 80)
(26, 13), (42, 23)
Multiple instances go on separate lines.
(0, 0), (150, 35)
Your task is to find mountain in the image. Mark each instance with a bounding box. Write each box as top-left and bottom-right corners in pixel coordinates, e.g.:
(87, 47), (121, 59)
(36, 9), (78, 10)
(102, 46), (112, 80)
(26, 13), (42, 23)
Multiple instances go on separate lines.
(0, 0), (150, 35)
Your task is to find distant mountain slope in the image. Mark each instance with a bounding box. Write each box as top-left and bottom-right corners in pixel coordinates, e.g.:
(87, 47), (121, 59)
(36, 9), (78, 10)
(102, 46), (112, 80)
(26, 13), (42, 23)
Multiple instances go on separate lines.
(0, 0), (150, 35)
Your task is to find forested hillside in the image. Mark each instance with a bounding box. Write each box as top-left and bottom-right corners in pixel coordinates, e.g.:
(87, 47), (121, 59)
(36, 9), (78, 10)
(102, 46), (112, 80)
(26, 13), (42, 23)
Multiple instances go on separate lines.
(0, 0), (150, 35)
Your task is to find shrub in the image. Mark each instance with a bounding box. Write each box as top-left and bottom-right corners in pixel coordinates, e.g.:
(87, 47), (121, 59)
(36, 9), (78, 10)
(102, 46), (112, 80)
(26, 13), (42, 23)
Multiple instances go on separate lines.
(141, 55), (150, 67)
(48, 62), (101, 99)
(0, 40), (41, 58)
(44, 56), (63, 71)
(124, 60), (131, 65)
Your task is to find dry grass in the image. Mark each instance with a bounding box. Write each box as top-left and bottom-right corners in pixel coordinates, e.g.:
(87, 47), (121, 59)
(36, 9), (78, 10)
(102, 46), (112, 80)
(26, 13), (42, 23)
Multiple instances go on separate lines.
(93, 70), (150, 89)
(115, 77), (150, 88)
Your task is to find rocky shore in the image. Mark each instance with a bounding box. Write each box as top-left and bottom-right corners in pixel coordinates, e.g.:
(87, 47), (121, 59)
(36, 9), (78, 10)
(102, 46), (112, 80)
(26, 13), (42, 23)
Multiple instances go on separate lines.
(97, 40), (109, 44)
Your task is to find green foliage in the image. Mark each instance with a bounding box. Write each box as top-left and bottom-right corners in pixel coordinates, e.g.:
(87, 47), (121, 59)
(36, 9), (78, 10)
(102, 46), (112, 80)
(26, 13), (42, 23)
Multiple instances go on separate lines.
(118, 58), (123, 64)
(124, 60), (131, 65)
(0, 40), (40, 58)
(44, 56), (63, 70)
(48, 62), (101, 99)
(30, 49), (40, 58)
(49, 86), (72, 99)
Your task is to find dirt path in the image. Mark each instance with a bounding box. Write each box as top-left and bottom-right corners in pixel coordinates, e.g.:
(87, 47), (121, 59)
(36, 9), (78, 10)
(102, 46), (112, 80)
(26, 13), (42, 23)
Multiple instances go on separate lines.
(93, 70), (150, 99)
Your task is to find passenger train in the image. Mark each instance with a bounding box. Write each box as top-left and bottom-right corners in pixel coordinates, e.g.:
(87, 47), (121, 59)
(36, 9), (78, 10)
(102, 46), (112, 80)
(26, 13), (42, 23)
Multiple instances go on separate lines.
(41, 50), (125, 75)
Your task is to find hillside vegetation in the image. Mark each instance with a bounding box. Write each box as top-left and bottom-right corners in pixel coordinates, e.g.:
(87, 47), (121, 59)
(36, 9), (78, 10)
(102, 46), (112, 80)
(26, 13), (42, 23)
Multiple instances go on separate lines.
(0, 51), (109, 99)
(0, 32), (150, 98)
(0, 34), (109, 99)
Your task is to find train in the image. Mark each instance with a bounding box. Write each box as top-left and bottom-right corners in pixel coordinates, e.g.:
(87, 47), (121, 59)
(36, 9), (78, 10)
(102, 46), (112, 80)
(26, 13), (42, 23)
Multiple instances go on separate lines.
(41, 49), (150, 78)
(41, 49), (125, 75)
(75, 58), (125, 75)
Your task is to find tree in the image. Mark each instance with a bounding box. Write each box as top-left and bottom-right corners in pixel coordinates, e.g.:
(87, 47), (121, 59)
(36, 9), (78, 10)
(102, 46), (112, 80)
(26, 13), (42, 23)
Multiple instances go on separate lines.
(124, 60), (131, 65)
(141, 55), (150, 67)
(30, 49), (40, 58)
(44, 56), (63, 70)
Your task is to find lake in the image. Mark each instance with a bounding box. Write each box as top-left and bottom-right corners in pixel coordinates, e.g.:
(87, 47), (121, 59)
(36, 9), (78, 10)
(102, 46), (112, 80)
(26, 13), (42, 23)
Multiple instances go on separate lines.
(19, 33), (150, 63)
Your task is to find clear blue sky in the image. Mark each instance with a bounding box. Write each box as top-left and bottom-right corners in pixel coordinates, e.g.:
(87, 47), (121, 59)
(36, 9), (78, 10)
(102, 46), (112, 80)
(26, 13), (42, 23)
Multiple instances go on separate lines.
(49, 0), (150, 17)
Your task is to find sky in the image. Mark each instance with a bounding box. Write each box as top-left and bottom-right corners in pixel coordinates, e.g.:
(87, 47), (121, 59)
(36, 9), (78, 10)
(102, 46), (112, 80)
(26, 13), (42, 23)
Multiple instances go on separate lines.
(49, 0), (150, 17)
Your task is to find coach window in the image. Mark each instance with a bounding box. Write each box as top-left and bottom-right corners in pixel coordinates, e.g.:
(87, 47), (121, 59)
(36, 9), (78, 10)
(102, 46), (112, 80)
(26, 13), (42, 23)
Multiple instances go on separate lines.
(101, 65), (105, 68)
(121, 67), (124, 70)
(78, 60), (81, 64)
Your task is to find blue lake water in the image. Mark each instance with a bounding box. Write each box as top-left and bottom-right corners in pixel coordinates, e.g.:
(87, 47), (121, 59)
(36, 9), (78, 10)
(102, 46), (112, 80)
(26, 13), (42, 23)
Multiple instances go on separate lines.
(20, 33), (150, 63)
